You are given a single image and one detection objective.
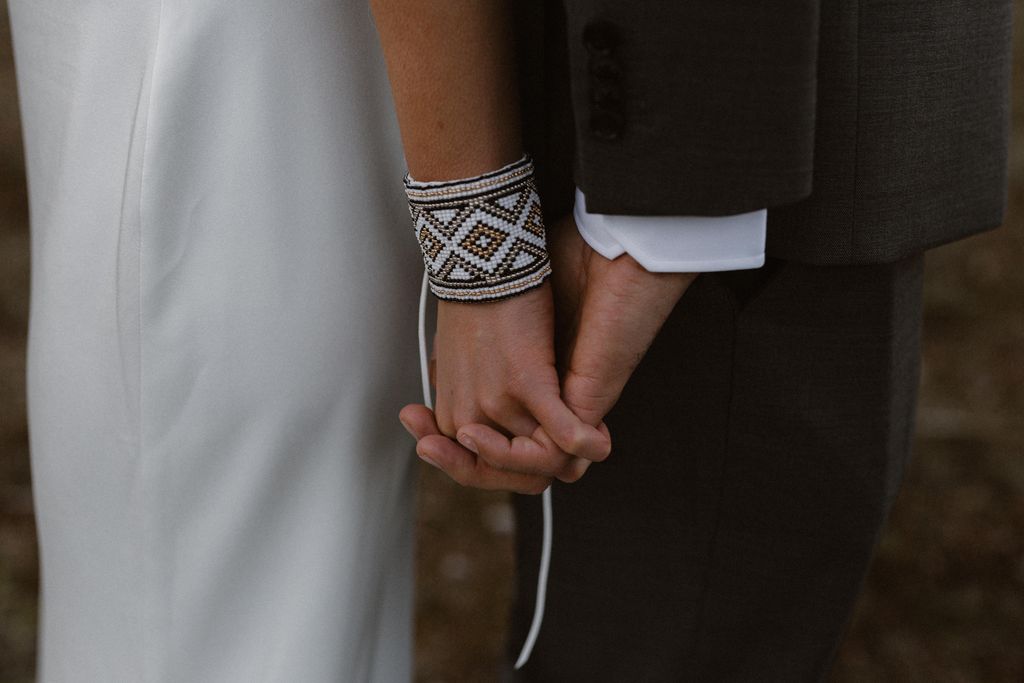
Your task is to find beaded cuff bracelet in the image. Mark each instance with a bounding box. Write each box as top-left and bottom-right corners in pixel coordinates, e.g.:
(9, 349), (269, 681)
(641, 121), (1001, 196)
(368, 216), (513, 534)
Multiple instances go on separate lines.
(404, 155), (552, 303)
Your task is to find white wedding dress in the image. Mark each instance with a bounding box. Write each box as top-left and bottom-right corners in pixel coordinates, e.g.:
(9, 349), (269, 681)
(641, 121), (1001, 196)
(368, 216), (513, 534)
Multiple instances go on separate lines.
(9, 1), (424, 680)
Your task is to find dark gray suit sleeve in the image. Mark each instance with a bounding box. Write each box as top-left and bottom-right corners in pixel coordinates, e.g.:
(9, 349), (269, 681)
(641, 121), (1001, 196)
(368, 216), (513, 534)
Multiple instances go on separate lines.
(563, 1), (820, 216)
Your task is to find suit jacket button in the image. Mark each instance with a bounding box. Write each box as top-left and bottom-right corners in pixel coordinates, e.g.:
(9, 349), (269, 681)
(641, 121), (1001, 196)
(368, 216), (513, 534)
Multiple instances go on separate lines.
(590, 82), (621, 106)
(583, 21), (618, 56)
(590, 58), (621, 81)
(589, 111), (623, 140)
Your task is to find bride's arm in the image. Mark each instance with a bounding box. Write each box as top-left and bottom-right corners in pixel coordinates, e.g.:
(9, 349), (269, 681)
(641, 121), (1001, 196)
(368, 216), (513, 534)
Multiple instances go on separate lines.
(370, 0), (521, 180)
(370, 0), (609, 492)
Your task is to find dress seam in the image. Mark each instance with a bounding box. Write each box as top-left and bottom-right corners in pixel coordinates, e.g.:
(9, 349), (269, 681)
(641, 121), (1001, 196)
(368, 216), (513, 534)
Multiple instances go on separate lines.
(136, 2), (165, 680)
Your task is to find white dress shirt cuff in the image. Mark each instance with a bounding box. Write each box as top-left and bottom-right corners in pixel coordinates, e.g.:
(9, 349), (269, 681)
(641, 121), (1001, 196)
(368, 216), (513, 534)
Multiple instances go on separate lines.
(572, 188), (768, 272)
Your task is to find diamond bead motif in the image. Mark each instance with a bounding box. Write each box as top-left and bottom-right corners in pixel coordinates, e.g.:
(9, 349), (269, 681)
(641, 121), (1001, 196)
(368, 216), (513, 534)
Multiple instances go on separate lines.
(405, 156), (552, 302)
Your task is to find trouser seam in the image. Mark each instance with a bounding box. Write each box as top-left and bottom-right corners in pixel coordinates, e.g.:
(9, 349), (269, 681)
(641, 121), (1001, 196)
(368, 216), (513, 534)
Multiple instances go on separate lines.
(682, 282), (742, 676)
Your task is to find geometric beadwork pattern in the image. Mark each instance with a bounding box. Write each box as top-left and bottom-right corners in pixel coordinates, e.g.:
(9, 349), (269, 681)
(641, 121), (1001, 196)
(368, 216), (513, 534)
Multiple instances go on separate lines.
(405, 155), (552, 302)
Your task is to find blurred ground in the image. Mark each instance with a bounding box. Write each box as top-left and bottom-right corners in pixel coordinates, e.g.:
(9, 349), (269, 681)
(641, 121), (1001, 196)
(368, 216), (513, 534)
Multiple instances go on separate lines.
(1, 4), (1022, 683)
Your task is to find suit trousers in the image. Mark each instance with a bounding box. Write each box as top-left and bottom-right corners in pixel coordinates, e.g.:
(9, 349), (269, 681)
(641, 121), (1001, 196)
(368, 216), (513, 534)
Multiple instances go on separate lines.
(511, 253), (925, 682)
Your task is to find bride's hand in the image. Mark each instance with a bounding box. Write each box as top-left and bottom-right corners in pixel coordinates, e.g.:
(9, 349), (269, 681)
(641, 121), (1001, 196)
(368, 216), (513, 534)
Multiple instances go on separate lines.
(399, 281), (610, 493)
(419, 214), (696, 487)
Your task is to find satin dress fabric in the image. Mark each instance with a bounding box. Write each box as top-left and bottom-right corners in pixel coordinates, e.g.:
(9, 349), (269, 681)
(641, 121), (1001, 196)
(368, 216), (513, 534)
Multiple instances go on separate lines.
(9, 1), (423, 680)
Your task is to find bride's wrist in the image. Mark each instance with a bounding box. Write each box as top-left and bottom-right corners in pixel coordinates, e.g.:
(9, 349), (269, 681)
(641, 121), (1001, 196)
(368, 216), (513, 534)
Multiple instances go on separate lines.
(405, 154), (552, 303)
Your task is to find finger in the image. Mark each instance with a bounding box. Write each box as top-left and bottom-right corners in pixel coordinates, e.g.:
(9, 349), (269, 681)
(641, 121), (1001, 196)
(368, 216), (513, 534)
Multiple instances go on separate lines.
(560, 304), (645, 427)
(563, 268), (696, 425)
(417, 434), (552, 495)
(399, 403), (442, 440)
(523, 392), (611, 462)
(561, 297), (639, 424)
(555, 456), (592, 484)
(456, 423), (582, 481)
(480, 398), (540, 441)
(429, 332), (438, 388)
(531, 425), (595, 483)
(433, 386), (460, 438)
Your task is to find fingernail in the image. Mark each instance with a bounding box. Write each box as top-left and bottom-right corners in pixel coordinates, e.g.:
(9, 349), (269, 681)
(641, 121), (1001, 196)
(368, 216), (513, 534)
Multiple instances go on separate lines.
(398, 416), (415, 439)
(457, 433), (478, 454)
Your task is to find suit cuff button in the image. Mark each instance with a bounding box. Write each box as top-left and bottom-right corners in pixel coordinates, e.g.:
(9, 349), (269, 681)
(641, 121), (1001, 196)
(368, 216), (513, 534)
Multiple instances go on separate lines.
(589, 111), (623, 141)
(583, 21), (618, 56)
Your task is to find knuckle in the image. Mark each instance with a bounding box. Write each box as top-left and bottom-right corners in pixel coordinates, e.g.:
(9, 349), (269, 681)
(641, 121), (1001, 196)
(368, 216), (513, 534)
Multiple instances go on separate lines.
(564, 369), (614, 411)
(570, 432), (611, 463)
(565, 366), (604, 390)
(450, 408), (478, 433)
(436, 415), (457, 440)
(565, 430), (591, 457)
(478, 394), (507, 421)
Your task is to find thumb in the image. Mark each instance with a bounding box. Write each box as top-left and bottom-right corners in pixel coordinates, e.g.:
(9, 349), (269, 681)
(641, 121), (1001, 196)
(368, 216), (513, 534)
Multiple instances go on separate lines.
(560, 289), (639, 426)
(561, 366), (623, 428)
(561, 262), (696, 426)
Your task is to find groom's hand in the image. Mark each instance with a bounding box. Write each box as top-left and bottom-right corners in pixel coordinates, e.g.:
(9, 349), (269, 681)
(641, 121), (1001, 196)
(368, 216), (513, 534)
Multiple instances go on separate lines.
(456, 215), (697, 476)
(550, 215), (698, 427)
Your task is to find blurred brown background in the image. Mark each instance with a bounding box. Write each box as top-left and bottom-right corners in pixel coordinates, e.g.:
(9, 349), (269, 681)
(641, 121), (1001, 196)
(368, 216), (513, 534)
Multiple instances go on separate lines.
(1, 3), (1022, 682)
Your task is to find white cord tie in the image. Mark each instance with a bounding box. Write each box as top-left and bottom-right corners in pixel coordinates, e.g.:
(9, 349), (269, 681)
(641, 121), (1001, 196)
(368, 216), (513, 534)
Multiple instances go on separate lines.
(416, 271), (552, 671)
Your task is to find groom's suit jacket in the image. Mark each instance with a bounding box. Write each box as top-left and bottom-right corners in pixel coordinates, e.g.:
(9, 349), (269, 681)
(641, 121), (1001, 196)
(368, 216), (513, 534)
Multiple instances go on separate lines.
(515, 0), (1014, 265)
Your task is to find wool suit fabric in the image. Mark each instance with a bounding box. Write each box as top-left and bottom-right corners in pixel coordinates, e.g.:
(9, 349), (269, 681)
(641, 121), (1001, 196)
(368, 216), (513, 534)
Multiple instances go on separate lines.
(509, 1), (1013, 681)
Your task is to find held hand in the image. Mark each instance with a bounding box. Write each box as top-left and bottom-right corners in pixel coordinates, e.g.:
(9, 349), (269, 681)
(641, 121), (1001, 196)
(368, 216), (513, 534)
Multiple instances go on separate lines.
(455, 215), (697, 473)
(550, 215), (698, 426)
(400, 401), (558, 495)
(400, 281), (610, 492)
